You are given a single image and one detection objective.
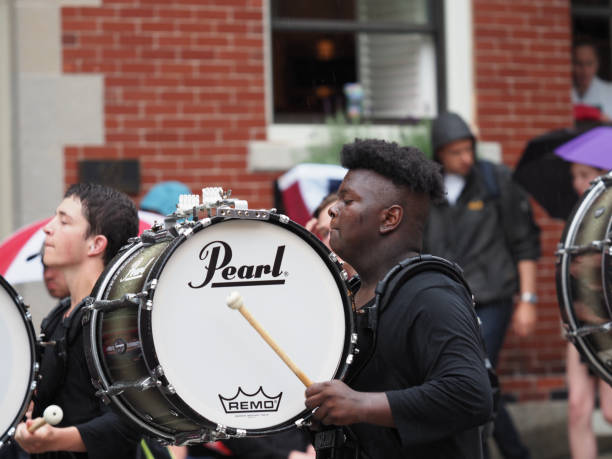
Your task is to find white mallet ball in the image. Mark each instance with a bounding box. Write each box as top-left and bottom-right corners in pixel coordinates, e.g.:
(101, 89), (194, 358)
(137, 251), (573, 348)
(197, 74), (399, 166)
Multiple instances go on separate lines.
(226, 291), (244, 310)
(43, 405), (63, 426)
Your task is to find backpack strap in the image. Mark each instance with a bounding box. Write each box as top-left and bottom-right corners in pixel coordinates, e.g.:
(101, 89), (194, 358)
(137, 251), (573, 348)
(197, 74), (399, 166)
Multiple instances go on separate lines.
(374, 254), (500, 418)
(476, 160), (500, 201)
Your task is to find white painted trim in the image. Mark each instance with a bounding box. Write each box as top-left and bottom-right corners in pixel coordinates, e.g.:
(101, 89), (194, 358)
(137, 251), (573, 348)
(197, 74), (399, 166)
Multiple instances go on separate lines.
(0, 0), (15, 239)
(262, 0), (273, 126)
(444, 0), (474, 126)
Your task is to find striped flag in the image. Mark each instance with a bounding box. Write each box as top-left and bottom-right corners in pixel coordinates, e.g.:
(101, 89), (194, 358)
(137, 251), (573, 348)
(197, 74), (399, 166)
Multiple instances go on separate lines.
(275, 163), (347, 226)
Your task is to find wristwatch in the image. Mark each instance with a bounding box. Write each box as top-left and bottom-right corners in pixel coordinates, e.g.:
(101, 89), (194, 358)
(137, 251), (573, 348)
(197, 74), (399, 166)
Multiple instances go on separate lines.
(520, 292), (538, 304)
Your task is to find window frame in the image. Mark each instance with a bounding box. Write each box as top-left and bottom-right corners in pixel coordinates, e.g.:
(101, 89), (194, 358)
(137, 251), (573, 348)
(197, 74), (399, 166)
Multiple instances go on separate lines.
(268, 0), (446, 124)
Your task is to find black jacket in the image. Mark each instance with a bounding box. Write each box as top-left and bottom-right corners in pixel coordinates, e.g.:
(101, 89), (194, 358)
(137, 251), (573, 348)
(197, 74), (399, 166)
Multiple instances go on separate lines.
(33, 298), (140, 459)
(423, 161), (540, 304)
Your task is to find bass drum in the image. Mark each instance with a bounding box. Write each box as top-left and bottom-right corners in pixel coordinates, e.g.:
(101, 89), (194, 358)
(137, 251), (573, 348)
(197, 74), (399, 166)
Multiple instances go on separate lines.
(85, 212), (355, 444)
(0, 275), (37, 449)
(557, 171), (612, 384)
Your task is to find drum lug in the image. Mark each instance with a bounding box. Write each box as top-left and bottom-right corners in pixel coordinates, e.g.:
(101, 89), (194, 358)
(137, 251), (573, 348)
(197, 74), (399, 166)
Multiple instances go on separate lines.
(235, 428), (246, 438)
(175, 430), (223, 446)
(95, 376), (161, 398)
(30, 380), (37, 391)
(346, 354), (354, 364)
(566, 321), (612, 338)
(295, 417), (310, 428)
(279, 214), (289, 224)
(90, 293), (143, 313)
(214, 424), (229, 439)
(556, 239), (611, 256)
(351, 333), (358, 344)
(91, 378), (112, 405)
(164, 384), (177, 395)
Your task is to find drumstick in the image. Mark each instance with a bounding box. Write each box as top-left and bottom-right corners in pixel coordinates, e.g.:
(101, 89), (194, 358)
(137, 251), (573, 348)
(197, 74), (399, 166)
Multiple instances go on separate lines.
(28, 405), (63, 433)
(226, 291), (312, 387)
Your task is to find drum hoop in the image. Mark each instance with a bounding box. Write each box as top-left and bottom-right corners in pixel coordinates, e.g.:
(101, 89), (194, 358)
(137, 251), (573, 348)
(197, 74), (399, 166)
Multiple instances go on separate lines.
(84, 239), (181, 442)
(557, 178), (612, 385)
(141, 215), (355, 437)
(0, 275), (37, 446)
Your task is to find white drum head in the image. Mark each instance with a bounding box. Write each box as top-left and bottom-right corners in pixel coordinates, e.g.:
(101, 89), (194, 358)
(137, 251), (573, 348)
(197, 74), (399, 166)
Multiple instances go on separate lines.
(0, 284), (33, 436)
(151, 219), (347, 430)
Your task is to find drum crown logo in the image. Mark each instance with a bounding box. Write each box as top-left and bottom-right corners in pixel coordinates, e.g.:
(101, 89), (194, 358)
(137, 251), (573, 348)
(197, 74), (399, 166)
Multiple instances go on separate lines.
(219, 386), (282, 414)
(188, 241), (287, 289)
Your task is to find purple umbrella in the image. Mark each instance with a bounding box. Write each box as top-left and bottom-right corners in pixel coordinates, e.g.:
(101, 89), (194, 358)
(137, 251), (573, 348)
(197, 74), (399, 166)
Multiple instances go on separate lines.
(554, 126), (612, 170)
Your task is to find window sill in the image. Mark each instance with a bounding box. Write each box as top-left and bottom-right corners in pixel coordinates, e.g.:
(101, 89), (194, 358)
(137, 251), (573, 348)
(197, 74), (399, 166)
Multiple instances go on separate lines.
(248, 123), (501, 172)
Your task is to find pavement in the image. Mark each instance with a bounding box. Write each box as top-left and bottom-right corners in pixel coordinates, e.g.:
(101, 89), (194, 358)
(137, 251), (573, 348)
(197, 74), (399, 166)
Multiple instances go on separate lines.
(489, 400), (612, 459)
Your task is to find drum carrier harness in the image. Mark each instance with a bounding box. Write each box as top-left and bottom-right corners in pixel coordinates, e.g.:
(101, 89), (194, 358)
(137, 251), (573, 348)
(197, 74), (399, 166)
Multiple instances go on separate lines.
(312, 254), (499, 459)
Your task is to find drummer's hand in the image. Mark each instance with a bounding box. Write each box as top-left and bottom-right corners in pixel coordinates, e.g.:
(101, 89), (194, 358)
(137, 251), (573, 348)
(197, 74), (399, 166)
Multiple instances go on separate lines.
(288, 445), (316, 458)
(512, 300), (536, 337)
(14, 420), (55, 454)
(305, 380), (393, 427)
(25, 401), (34, 420)
(304, 218), (318, 233)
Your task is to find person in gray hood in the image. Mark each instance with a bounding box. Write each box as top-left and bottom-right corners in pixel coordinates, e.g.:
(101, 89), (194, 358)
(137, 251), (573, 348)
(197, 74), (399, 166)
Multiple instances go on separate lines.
(423, 112), (540, 459)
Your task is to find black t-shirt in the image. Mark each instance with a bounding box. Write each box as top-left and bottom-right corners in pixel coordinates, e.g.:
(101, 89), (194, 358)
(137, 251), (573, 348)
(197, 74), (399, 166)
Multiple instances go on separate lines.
(32, 299), (140, 459)
(188, 429), (311, 458)
(346, 271), (493, 459)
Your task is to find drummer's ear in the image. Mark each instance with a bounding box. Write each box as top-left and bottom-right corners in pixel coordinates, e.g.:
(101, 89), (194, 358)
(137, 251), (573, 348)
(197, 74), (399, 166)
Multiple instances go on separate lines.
(88, 235), (108, 258)
(379, 205), (402, 234)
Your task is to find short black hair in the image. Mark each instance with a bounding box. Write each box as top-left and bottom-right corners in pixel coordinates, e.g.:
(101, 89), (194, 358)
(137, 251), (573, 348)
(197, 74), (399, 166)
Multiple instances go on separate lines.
(573, 38), (600, 61)
(65, 183), (139, 265)
(341, 138), (445, 204)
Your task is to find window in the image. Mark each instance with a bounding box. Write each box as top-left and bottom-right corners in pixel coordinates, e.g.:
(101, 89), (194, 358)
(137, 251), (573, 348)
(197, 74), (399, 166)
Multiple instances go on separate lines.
(270, 0), (445, 123)
(572, 0), (611, 80)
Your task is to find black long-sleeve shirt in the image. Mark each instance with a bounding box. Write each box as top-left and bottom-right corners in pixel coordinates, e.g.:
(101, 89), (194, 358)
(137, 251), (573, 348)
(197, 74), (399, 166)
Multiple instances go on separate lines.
(32, 299), (140, 459)
(347, 270), (493, 459)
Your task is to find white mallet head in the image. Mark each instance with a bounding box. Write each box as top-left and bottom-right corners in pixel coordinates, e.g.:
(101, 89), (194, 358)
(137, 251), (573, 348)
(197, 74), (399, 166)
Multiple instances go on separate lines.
(226, 291), (244, 310)
(43, 405), (63, 426)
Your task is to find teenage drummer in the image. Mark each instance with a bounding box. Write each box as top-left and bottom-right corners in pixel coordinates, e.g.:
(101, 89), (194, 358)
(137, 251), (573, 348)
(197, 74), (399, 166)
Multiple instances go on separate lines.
(304, 139), (493, 458)
(15, 183), (141, 459)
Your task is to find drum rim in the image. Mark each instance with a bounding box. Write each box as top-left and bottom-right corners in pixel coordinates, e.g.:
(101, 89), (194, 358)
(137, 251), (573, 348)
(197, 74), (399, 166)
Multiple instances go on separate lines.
(557, 176), (612, 385)
(141, 214), (355, 437)
(0, 275), (37, 447)
(84, 237), (183, 442)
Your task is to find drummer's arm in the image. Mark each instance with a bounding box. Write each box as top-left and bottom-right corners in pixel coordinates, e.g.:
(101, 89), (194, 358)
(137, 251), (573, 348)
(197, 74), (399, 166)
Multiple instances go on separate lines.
(305, 381), (394, 426)
(513, 259), (537, 337)
(15, 422), (86, 454)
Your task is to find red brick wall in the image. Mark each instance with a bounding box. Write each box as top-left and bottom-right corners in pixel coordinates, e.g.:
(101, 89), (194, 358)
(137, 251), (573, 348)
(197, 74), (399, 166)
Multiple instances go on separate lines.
(61, 0), (276, 210)
(61, 0), (577, 401)
(474, 0), (573, 399)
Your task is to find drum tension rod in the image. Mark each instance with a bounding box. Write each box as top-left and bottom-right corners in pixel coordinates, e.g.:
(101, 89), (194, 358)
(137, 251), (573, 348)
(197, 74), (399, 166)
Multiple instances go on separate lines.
(556, 239), (611, 256)
(90, 293), (146, 312)
(96, 376), (160, 398)
(566, 321), (612, 338)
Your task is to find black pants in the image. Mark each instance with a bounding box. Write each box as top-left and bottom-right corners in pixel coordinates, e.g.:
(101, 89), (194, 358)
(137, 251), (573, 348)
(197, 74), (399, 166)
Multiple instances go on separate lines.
(477, 299), (531, 459)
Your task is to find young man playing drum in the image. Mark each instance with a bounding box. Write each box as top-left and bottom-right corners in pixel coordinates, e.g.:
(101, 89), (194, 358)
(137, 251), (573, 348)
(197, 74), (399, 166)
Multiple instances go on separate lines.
(305, 139), (493, 458)
(15, 183), (141, 459)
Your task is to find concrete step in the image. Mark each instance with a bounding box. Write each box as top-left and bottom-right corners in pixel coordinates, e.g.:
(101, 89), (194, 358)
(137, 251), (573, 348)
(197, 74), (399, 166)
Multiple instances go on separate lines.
(488, 400), (612, 459)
